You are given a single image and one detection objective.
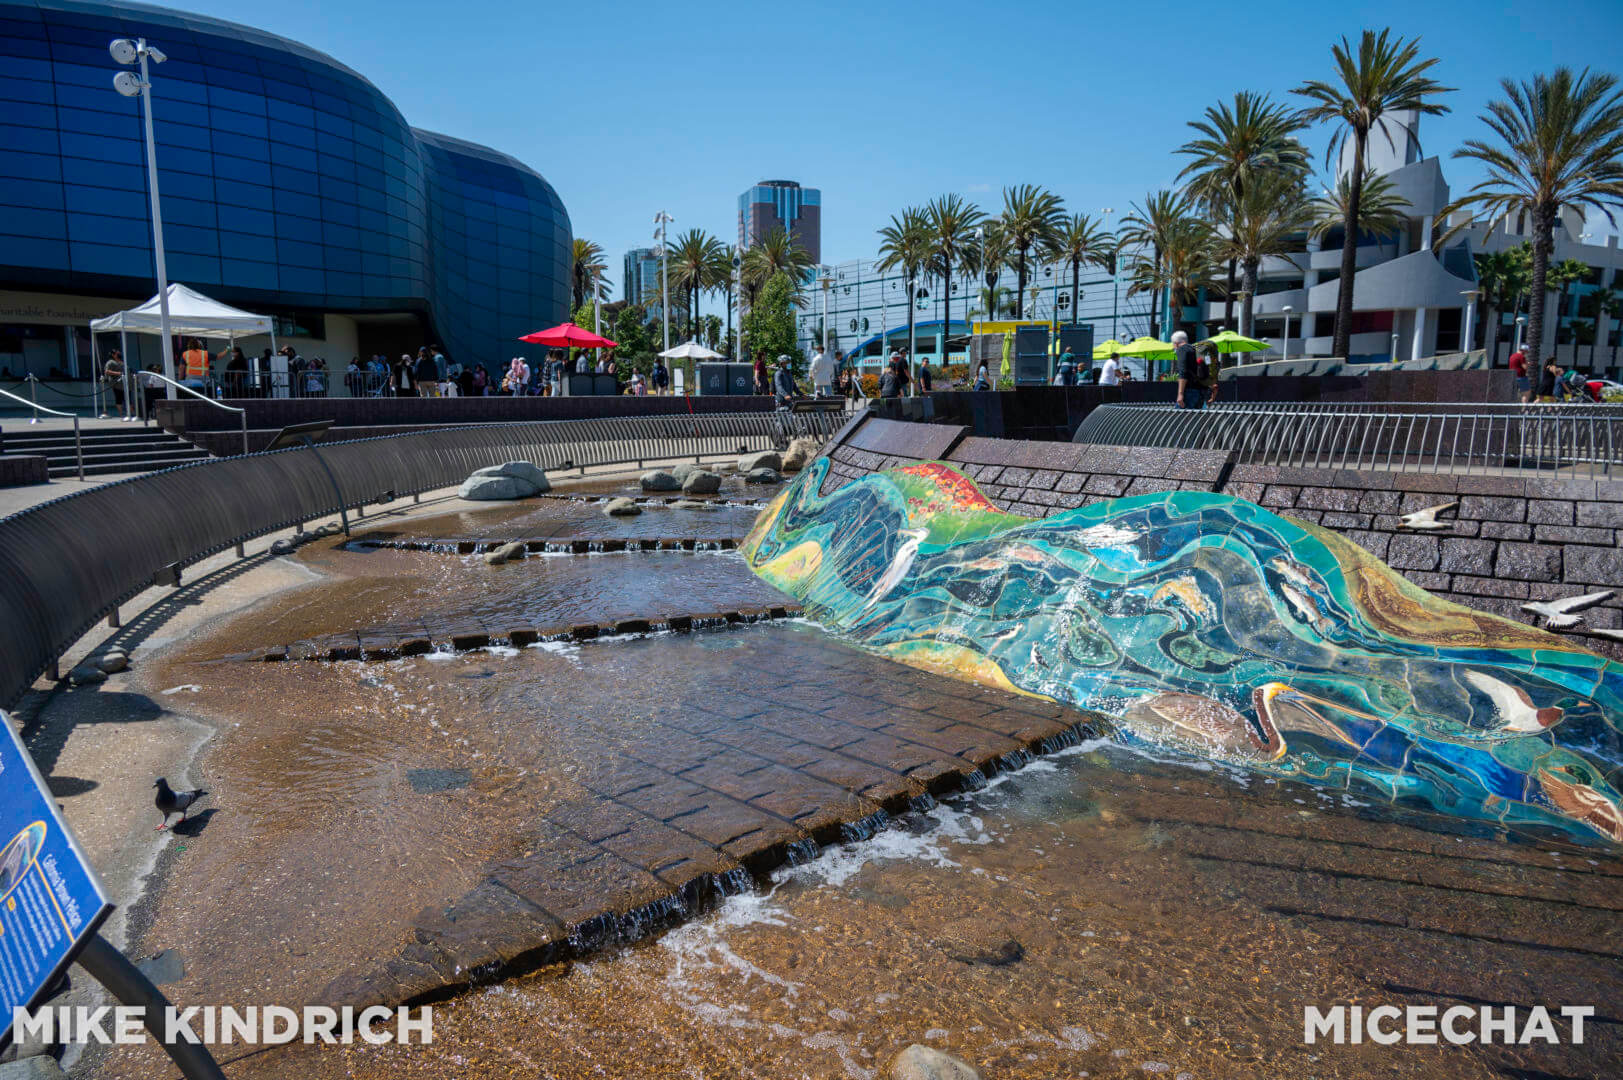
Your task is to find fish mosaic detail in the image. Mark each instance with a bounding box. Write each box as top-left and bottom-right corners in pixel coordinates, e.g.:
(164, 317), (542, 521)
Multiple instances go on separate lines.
(742, 459), (1623, 846)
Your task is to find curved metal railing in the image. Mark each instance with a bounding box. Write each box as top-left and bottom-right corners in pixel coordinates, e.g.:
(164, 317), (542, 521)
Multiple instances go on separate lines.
(0, 386), (82, 480)
(1072, 402), (1623, 476)
(0, 409), (843, 707)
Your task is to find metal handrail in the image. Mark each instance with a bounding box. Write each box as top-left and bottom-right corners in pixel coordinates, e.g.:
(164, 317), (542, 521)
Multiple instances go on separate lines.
(0, 386), (82, 480)
(142, 372), (247, 456)
(1072, 402), (1623, 477)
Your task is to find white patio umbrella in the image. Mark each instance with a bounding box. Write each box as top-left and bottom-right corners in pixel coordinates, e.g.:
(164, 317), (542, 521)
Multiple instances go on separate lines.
(658, 341), (723, 360)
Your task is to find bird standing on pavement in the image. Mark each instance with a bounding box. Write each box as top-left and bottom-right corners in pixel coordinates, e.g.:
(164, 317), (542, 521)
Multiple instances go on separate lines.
(1521, 591), (1614, 630)
(1397, 501), (1457, 531)
(153, 778), (209, 831)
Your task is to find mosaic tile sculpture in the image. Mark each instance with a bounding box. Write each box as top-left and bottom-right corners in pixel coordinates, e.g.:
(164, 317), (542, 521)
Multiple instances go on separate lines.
(743, 459), (1623, 846)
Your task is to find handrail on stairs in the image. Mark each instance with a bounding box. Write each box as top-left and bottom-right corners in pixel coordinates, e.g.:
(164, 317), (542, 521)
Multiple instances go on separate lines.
(0, 386), (82, 480)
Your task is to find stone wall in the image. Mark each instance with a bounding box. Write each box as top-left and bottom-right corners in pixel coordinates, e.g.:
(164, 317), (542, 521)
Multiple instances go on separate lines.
(817, 415), (1623, 659)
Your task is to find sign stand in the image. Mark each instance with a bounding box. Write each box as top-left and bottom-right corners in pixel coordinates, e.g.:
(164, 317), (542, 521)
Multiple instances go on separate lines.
(0, 710), (223, 1077)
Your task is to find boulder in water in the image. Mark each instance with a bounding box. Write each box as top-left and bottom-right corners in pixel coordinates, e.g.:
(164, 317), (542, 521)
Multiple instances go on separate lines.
(640, 470), (681, 492)
(461, 461), (549, 500)
(681, 470), (722, 495)
(781, 436), (823, 471)
(604, 497), (642, 517)
(745, 467), (782, 484)
(737, 450), (782, 473)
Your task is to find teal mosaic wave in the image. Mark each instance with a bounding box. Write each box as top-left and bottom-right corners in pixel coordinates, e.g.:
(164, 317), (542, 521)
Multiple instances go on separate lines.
(743, 459), (1623, 846)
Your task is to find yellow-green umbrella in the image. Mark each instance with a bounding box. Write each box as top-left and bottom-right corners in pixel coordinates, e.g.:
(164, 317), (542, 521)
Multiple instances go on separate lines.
(1092, 338), (1128, 360)
(1199, 330), (1269, 354)
(1115, 336), (1176, 359)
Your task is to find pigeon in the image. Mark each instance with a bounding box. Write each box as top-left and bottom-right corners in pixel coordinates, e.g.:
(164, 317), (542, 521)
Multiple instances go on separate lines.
(1520, 591), (1614, 630)
(153, 778), (209, 831)
(1397, 501), (1457, 531)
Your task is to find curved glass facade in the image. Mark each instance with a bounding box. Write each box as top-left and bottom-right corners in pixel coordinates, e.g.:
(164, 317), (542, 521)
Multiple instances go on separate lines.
(0, 0), (570, 366)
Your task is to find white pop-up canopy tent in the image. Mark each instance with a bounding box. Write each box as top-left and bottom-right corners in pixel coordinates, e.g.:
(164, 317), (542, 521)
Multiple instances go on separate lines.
(90, 283), (278, 409)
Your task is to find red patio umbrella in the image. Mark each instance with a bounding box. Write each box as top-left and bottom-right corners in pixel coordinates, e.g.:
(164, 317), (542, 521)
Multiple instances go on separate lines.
(518, 323), (618, 348)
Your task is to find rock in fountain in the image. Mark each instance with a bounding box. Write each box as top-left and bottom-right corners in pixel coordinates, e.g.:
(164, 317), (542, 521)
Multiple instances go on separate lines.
(603, 497), (642, 517)
(737, 450), (781, 473)
(745, 467), (782, 484)
(781, 436), (822, 471)
(681, 470), (722, 495)
(459, 461), (551, 501)
(640, 470), (681, 492)
(888, 1044), (983, 1080)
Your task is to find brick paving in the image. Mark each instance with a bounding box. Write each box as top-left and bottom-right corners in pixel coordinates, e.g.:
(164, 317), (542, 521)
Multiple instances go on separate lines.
(324, 626), (1103, 1008)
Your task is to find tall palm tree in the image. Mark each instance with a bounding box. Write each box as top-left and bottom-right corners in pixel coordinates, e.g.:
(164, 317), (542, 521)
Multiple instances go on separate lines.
(668, 229), (723, 345)
(1119, 190), (1199, 339)
(1295, 29), (1453, 359)
(971, 221), (1014, 323)
(1126, 217), (1218, 344)
(998, 184), (1066, 317)
(1472, 248), (1519, 364)
(1442, 69), (1623, 364)
(571, 238), (608, 313)
(924, 194), (984, 351)
(1053, 213), (1114, 328)
(709, 244), (738, 357)
(876, 208), (932, 360)
(1309, 169), (1411, 242)
(741, 226), (813, 306)
(1546, 258), (1591, 348)
(1178, 91), (1310, 329)
(1213, 173), (1314, 337)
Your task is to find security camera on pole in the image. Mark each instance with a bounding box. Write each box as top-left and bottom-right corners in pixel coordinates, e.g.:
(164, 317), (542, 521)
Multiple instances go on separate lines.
(110, 37), (177, 398)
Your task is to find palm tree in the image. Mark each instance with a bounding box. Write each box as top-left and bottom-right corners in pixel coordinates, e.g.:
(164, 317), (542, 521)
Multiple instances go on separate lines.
(710, 244), (738, 357)
(1213, 172), (1314, 337)
(876, 208), (932, 361)
(1119, 190), (1199, 339)
(998, 184), (1066, 317)
(1441, 70), (1623, 364)
(1546, 258), (1591, 349)
(1126, 216), (1218, 345)
(668, 229), (723, 345)
(1309, 169), (1411, 243)
(571, 238), (608, 313)
(1178, 91), (1310, 329)
(1053, 213), (1114, 328)
(924, 194), (984, 353)
(1473, 248), (1520, 364)
(1295, 29), (1453, 359)
(741, 226), (813, 306)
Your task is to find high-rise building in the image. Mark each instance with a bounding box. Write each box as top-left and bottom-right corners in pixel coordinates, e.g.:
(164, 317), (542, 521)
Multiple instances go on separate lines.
(622, 248), (662, 309)
(738, 180), (820, 263)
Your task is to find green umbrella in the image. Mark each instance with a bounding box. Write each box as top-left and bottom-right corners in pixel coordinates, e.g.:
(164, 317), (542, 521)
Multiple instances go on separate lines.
(1199, 330), (1270, 355)
(1092, 338), (1129, 360)
(1115, 336), (1176, 359)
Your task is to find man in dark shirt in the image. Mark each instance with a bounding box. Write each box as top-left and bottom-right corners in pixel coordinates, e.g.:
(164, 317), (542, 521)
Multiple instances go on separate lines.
(1174, 330), (1212, 410)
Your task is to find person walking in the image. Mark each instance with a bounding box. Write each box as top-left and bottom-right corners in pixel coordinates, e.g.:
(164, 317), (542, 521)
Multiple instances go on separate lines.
(101, 349), (125, 418)
(393, 353), (416, 397)
(810, 346), (835, 397)
(1508, 345), (1531, 403)
(651, 358), (670, 396)
(1174, 331), (1211, 409)
(1099, 351), (1122, 387)
(918, 357), (934, 394)
(773, 355), (798, 405)
(753, 354), (770, 396)
(414, 348), (440, 397)
(879, 356), (909, 399)
(1537, 357), (1561, 403)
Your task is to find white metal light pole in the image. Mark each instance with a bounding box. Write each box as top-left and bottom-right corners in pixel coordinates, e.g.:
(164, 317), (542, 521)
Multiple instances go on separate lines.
(654, 211), (673, 356)
(1460, 289), (1480, 355)
(1102, 207), (1118, 341)
(592, 269), (603, 367)
(1281, 305), (1293, 363)
(111, 37), (176, 397)
(820, 267), (830, 357)
(1514, 315), (1527, 355)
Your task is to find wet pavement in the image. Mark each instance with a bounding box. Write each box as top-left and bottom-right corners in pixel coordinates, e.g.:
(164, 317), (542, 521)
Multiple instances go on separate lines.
(83, 490), (1623, 1080)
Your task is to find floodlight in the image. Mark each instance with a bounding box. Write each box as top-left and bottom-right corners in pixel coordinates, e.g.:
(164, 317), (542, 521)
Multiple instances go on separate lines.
(109, 38), (138, 64)
(113, 71), (143, 97)
(145, 45), (166, 63)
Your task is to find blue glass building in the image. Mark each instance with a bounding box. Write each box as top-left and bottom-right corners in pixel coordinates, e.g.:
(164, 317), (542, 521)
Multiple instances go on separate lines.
(0, 0), (570, 381)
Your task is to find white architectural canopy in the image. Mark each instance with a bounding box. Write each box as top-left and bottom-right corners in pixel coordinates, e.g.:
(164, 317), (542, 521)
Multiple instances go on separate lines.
(91, 282), (273, 338)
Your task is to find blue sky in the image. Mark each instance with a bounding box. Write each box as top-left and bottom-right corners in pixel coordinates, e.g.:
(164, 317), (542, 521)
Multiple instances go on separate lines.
(181, 0), (1622, 298)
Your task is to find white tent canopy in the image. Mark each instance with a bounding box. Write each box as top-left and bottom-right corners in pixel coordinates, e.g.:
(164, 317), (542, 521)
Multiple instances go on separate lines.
(658, 341), (723, 360)
(91, 282), (273, 338)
